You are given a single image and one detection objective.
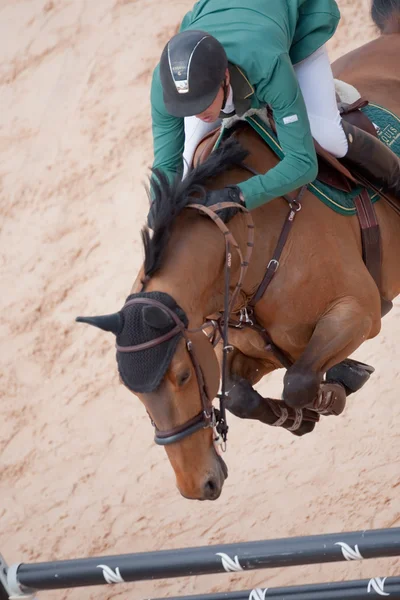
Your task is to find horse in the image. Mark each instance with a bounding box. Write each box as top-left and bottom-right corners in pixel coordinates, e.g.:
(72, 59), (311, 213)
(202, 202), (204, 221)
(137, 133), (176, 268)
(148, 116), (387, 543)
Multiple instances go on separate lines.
(76, 1), (400, 501)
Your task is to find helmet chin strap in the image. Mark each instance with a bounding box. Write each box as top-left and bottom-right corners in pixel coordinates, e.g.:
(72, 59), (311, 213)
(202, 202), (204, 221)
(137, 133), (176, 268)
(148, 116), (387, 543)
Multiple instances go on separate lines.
(221, 79), (229, 111)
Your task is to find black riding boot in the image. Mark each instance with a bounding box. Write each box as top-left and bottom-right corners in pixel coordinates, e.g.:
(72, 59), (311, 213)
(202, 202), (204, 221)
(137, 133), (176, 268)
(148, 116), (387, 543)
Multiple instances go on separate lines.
(341, 120), (400, 198)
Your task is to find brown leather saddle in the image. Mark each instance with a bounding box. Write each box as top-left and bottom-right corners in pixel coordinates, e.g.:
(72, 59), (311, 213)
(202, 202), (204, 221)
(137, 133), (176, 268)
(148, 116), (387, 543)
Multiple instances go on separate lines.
(192, 99), (393, 317)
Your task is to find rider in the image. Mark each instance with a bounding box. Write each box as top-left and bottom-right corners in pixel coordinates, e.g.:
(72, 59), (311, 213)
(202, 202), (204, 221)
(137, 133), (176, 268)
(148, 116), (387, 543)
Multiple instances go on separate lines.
(150, 0), (400, 222)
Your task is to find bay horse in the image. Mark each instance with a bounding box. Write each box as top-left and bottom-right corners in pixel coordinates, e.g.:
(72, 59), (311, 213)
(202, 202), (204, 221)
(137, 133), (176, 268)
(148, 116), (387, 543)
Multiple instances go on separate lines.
(77, 3), (400, 501)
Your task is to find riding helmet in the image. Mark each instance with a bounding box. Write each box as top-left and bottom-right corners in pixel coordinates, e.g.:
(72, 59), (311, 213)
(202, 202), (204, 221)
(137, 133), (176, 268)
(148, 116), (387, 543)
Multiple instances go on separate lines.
(159, 29), (228, 118)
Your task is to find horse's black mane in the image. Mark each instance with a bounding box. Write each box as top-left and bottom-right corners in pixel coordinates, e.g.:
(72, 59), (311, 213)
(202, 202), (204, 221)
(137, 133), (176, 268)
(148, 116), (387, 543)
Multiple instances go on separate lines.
(141, 136), (248, 279)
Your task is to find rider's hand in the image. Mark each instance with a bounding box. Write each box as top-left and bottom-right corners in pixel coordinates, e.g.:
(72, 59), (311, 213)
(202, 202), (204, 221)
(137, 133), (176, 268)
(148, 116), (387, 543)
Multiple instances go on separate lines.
(202, 185), (246, 223)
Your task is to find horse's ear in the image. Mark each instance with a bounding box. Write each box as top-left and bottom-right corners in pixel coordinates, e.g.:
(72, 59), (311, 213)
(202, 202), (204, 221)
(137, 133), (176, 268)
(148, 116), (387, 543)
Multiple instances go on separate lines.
(143, 305), (174, 329)
(76, 313), (123, 335)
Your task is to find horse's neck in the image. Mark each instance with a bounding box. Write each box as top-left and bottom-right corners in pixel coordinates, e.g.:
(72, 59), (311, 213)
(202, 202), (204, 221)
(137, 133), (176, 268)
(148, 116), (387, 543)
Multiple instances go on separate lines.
(144, 214), (228, 325)
(137, 131), (294, 323)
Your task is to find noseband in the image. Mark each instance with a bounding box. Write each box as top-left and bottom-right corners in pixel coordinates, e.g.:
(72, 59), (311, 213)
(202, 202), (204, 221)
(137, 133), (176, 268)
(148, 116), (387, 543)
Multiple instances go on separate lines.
(118, 201), (255, 447)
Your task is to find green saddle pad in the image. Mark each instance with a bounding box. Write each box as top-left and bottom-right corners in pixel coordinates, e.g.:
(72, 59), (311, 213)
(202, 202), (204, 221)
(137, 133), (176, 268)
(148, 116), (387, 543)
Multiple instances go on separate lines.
(219, 103), (400, 216)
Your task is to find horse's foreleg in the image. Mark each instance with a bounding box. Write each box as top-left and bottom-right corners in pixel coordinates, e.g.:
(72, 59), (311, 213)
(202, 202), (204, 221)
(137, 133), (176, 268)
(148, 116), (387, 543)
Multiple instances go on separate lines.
(224, 349), (319, 436)
(283, 297), (377, 410)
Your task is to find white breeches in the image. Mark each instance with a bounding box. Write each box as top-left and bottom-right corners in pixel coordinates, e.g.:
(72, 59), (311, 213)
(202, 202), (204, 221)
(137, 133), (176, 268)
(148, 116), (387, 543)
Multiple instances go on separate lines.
(182, 115), (222, 177)
(182, 44), (348, 177)
(293, 44), (348, 158)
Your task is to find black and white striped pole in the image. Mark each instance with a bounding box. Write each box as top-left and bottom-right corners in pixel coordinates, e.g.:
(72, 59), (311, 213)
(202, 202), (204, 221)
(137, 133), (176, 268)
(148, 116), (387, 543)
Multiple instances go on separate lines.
(0, 527), (399, 597)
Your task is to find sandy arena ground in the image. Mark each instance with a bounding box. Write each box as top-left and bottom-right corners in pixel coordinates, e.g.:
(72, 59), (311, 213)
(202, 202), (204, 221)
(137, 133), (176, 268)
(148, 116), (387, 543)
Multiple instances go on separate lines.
(1, 0), (399, 598)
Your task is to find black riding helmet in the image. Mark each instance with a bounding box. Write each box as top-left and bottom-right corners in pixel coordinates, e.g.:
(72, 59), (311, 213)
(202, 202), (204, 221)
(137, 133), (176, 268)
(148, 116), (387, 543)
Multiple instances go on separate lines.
(159, 30), (228, 118)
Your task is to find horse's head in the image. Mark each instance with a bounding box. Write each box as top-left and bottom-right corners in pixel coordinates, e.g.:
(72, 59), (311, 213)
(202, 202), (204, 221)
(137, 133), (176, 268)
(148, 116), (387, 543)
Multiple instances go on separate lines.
(76, 138), (249, 500)
(76, 291), (227, 500)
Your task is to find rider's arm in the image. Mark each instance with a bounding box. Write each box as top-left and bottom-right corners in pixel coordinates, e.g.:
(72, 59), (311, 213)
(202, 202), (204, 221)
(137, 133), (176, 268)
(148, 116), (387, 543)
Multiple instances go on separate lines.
(238, 53), (318, 209)
(150, 64), (185, 187)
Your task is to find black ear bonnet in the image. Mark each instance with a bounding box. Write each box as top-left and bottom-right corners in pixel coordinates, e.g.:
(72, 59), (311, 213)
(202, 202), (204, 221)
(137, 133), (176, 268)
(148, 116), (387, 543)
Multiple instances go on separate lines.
(116, 291), (188, 393)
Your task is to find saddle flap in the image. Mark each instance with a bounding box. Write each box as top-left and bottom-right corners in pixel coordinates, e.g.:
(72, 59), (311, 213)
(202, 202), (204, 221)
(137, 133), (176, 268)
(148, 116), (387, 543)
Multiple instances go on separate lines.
(314, 141), (355, 191)
(339, 97), (379, 139)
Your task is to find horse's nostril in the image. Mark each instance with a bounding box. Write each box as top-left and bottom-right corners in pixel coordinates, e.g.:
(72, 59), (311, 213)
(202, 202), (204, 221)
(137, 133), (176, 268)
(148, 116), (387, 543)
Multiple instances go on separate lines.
(203, 477), (221, 500)
(206, 478), (216, 492)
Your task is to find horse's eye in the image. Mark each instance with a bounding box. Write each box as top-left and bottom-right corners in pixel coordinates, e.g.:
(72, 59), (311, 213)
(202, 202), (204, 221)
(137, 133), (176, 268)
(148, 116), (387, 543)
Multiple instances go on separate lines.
(177, 370), (191, 387)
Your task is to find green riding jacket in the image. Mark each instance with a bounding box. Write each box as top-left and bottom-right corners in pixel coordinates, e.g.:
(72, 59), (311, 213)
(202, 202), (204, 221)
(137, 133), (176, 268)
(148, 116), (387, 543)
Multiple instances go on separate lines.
(150, 0), (340, 210)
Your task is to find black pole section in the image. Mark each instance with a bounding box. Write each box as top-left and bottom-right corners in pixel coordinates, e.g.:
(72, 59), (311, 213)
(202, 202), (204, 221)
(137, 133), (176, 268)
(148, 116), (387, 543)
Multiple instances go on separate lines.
(149, 576), (400, 600)
(13, 527), (400, 591)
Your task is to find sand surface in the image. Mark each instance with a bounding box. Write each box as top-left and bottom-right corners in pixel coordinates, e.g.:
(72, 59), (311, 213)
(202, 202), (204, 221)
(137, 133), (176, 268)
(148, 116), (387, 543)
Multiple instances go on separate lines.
(1, 0), (399, 598)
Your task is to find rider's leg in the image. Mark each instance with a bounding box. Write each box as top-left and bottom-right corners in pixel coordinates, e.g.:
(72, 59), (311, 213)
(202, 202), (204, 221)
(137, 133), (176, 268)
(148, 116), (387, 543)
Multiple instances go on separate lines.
(294, 44), (400, 198)
(294, 44), (348, 158)
(182, 115), (221, 178)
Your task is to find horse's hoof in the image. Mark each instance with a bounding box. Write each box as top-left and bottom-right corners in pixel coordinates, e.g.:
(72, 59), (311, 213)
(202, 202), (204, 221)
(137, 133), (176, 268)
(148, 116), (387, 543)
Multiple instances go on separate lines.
(289, 419), (317, 437)
(326, 358), (374, 396)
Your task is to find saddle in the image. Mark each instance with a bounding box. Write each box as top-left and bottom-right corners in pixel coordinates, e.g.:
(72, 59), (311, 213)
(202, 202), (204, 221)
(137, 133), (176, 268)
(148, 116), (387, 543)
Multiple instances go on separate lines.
(192, 98), (393, 317)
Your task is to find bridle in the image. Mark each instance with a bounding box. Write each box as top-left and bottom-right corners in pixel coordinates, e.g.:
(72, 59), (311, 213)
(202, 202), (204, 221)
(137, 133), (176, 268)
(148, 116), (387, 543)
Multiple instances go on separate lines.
(116, 201), (255, 448)
(116, 297), (218, 445)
